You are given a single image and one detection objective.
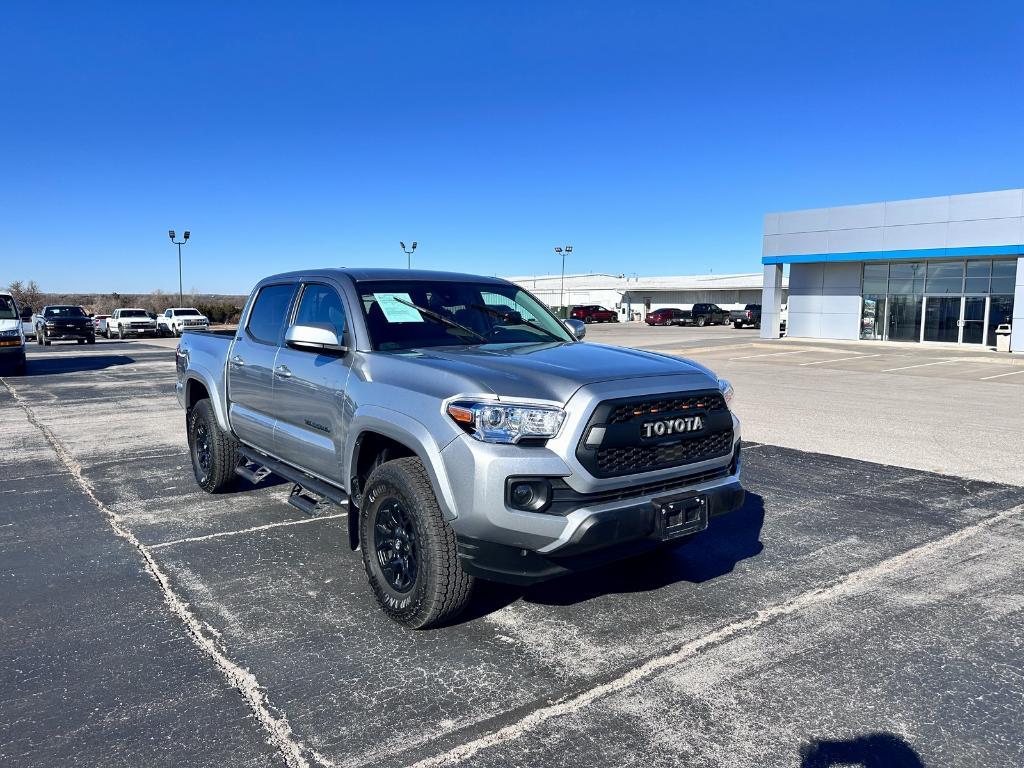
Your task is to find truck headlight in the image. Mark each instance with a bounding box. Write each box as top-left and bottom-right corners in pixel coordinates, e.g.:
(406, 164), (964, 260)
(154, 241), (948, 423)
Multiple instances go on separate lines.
(718, 378), (734, 405)
(446, 400), (565, 444)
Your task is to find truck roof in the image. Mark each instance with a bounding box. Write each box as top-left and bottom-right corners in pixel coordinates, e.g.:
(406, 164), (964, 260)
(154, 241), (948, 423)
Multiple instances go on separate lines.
(261, 267), (510, 285)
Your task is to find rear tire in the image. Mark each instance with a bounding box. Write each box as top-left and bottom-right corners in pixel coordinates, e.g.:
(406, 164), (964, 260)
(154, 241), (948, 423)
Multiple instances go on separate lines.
(696, 316), (706, 327)
(360, 457), (474, 629)
(105, 328), (111, 339)
(187, 399), (239, 493)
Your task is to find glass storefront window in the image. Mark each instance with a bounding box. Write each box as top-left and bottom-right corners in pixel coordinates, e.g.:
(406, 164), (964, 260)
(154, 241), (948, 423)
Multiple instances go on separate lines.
(887, 262), (925, 294)
(861, 295), (885, 340)
(991, 260), (1018, 294)
(988, 294), (1015, 346)
(886, 294), (923, 341)
(862, 264), (888, 294)
(925, 261), (964, 294)
(965, 260), (991, 294)
(862, 258), (1016, 345)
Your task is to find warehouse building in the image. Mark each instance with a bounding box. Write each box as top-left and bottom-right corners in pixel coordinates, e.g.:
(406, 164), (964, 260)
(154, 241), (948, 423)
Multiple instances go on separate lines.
(509, 272), (786, 321)
(761, 189), (1024, 352)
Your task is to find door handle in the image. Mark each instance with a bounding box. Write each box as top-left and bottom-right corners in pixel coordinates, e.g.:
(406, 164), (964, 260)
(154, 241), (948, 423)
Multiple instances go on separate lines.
(274, 365), (292, 378)
(230, 355), (245, 366)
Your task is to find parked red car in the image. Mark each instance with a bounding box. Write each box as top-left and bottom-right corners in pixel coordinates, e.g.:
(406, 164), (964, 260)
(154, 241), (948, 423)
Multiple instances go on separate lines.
(570, 305), (618, 323)
(645, 308), (686, 326)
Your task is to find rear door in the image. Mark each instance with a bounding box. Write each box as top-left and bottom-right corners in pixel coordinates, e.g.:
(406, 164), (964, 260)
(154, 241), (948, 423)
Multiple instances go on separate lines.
(272, 281), (352, 479)
(227, 282), (297, 449)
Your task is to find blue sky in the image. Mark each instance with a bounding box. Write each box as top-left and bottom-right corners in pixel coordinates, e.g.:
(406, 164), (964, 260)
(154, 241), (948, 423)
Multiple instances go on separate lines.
(3, 1), (1023, 294)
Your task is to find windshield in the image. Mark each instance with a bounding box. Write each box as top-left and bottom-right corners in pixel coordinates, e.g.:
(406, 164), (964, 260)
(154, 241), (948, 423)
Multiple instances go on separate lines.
(356, 280), (573, 351)
(176, 309), (201, 316)
(44, 306), (87, 317)
(121, 309), (148, 317)
(0, 296), (17, 320)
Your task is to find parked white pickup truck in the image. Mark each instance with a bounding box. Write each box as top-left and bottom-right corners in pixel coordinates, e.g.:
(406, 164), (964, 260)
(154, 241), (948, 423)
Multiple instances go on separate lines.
(158, 307), (210, 337)
(106, 308), (159, 339)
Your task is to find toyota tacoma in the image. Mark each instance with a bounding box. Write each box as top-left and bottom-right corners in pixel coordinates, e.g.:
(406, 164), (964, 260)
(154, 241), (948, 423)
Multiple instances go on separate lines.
(175, 268), (744, 628)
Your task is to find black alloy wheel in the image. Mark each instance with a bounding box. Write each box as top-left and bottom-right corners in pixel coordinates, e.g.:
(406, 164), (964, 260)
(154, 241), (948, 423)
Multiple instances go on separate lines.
(373, 499), (419, 593)
(193, 419), (212, 482)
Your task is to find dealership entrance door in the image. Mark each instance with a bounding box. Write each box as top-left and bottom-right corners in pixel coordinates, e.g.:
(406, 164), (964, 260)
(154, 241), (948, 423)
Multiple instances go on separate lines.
(922, 295), (988, 344)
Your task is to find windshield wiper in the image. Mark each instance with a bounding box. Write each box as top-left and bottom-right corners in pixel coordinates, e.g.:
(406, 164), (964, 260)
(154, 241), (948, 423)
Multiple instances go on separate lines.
(391, 297), (490, 344)
(470, 304), (566, 343)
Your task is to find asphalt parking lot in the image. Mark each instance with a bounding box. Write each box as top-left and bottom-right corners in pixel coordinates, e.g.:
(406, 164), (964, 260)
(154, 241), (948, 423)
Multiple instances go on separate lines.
(3, 334), (1023, 767)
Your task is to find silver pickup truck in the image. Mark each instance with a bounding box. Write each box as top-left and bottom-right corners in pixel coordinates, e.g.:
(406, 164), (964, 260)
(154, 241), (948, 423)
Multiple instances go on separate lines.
(175, 268), (744, 628)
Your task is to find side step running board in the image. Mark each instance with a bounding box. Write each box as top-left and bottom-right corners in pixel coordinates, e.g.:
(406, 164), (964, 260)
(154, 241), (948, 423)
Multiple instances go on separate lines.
(235, 461), (272, 486)
(236, 446), (349, 518)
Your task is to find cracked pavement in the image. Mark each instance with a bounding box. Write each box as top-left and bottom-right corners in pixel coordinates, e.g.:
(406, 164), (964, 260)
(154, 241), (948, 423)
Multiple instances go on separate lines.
(2, 341), (1023, 767)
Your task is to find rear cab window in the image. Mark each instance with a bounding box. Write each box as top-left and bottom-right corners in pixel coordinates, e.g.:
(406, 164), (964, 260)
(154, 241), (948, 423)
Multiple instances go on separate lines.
(246, 283), (296, 345)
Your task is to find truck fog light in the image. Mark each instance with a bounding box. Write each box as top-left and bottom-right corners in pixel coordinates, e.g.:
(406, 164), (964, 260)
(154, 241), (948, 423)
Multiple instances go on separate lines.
(506, 479), (552, 512)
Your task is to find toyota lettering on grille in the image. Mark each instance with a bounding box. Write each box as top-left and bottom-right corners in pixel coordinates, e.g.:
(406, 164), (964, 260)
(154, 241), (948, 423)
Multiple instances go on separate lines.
(641, 416), (703, 439)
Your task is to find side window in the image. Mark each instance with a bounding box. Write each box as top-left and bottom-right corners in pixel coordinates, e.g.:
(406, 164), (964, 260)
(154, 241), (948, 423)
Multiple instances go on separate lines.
(293, 283), (346, 339)
(246, 283), (296, 345)
(165, 310), (172, 318)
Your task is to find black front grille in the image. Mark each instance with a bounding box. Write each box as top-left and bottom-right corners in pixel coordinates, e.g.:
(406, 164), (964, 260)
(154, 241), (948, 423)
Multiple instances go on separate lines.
(608, 393), (726, 424)
(596, 429), (733, 475)
(577, 389), (733, 478)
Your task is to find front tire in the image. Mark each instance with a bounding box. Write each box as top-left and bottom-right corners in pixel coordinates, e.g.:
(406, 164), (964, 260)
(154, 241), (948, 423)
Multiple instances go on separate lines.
(360, 457), (474, 629)
(187, 399), (239, 493)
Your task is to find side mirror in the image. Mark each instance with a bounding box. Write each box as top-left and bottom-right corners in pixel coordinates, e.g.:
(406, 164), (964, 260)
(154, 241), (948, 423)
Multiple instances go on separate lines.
(564, 318), (586, 340)
(285, 323), (348, 355)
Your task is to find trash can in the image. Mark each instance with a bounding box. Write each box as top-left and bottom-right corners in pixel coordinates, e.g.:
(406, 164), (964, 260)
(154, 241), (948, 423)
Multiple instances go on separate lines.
(995, 323), (1012, 352)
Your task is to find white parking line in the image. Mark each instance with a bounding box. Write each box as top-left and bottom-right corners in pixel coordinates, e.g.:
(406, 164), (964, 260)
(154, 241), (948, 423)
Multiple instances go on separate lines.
(729, 350), (808, 361)
(881, 359), (956, 373)
(980, 369), (1024, 381)
(798, 354), (881, 367)
(148, 511), (348, 549)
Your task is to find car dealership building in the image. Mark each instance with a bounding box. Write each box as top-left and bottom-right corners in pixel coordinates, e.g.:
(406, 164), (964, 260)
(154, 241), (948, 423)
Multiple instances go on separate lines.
(510, 272), (786, 320)
(760, 189), (1024, 352)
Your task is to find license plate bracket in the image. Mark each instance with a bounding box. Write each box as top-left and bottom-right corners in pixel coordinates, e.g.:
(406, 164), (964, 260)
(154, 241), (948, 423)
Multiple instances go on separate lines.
(653, 492), (708, 540)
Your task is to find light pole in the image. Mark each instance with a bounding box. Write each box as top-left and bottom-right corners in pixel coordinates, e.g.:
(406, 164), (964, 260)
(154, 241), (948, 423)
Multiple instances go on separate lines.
(554, 245), (573, 315)
(168, 230), (190, 307)
(400, 241), (417, 269)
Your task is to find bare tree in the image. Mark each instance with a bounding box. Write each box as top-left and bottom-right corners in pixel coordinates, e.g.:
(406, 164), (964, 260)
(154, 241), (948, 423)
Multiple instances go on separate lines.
(6, 280), (42, 314)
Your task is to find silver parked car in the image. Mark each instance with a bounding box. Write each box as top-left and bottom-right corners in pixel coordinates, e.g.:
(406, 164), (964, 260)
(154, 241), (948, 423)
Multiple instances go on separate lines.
(175, 269), (744, 628)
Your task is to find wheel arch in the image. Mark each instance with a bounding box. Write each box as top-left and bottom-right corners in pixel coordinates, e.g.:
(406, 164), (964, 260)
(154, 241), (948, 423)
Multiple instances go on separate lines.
(345, 408), (459, 525)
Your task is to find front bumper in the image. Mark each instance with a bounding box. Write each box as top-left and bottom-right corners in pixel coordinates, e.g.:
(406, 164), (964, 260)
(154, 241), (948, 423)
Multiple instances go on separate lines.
(456, 474), (744, 585)
(0, 342), (26, 360)
(119, 327), (159, 336)
(43, 330), (94, 340)
(440, 417), (744, 585)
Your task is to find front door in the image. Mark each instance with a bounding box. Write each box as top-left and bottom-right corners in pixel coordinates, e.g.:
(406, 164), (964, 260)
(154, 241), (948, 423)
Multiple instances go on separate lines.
(273, 282), (352, 480)
(922, 296), (961, 343)
(961, 296), (986, 344)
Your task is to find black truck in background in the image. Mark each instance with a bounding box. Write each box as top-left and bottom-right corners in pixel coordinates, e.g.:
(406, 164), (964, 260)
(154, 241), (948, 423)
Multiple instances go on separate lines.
(684, 303), (730, 327)
(730, 304), (761, 329)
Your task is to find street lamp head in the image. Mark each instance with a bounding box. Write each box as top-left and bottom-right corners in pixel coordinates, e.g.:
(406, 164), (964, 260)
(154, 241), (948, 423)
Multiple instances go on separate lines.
(168, 230), (176, 241)
(400, 241), (406, 250)
(411, 241), (417, 250)
(183, 231), (190, 241)
(565, 245), (573, 253)
(554, 247), (563, 254)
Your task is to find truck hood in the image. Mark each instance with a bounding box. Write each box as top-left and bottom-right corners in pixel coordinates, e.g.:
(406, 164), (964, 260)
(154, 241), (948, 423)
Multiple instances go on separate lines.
(0, 318), (20, 333)
(378, 342), (717, 402)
